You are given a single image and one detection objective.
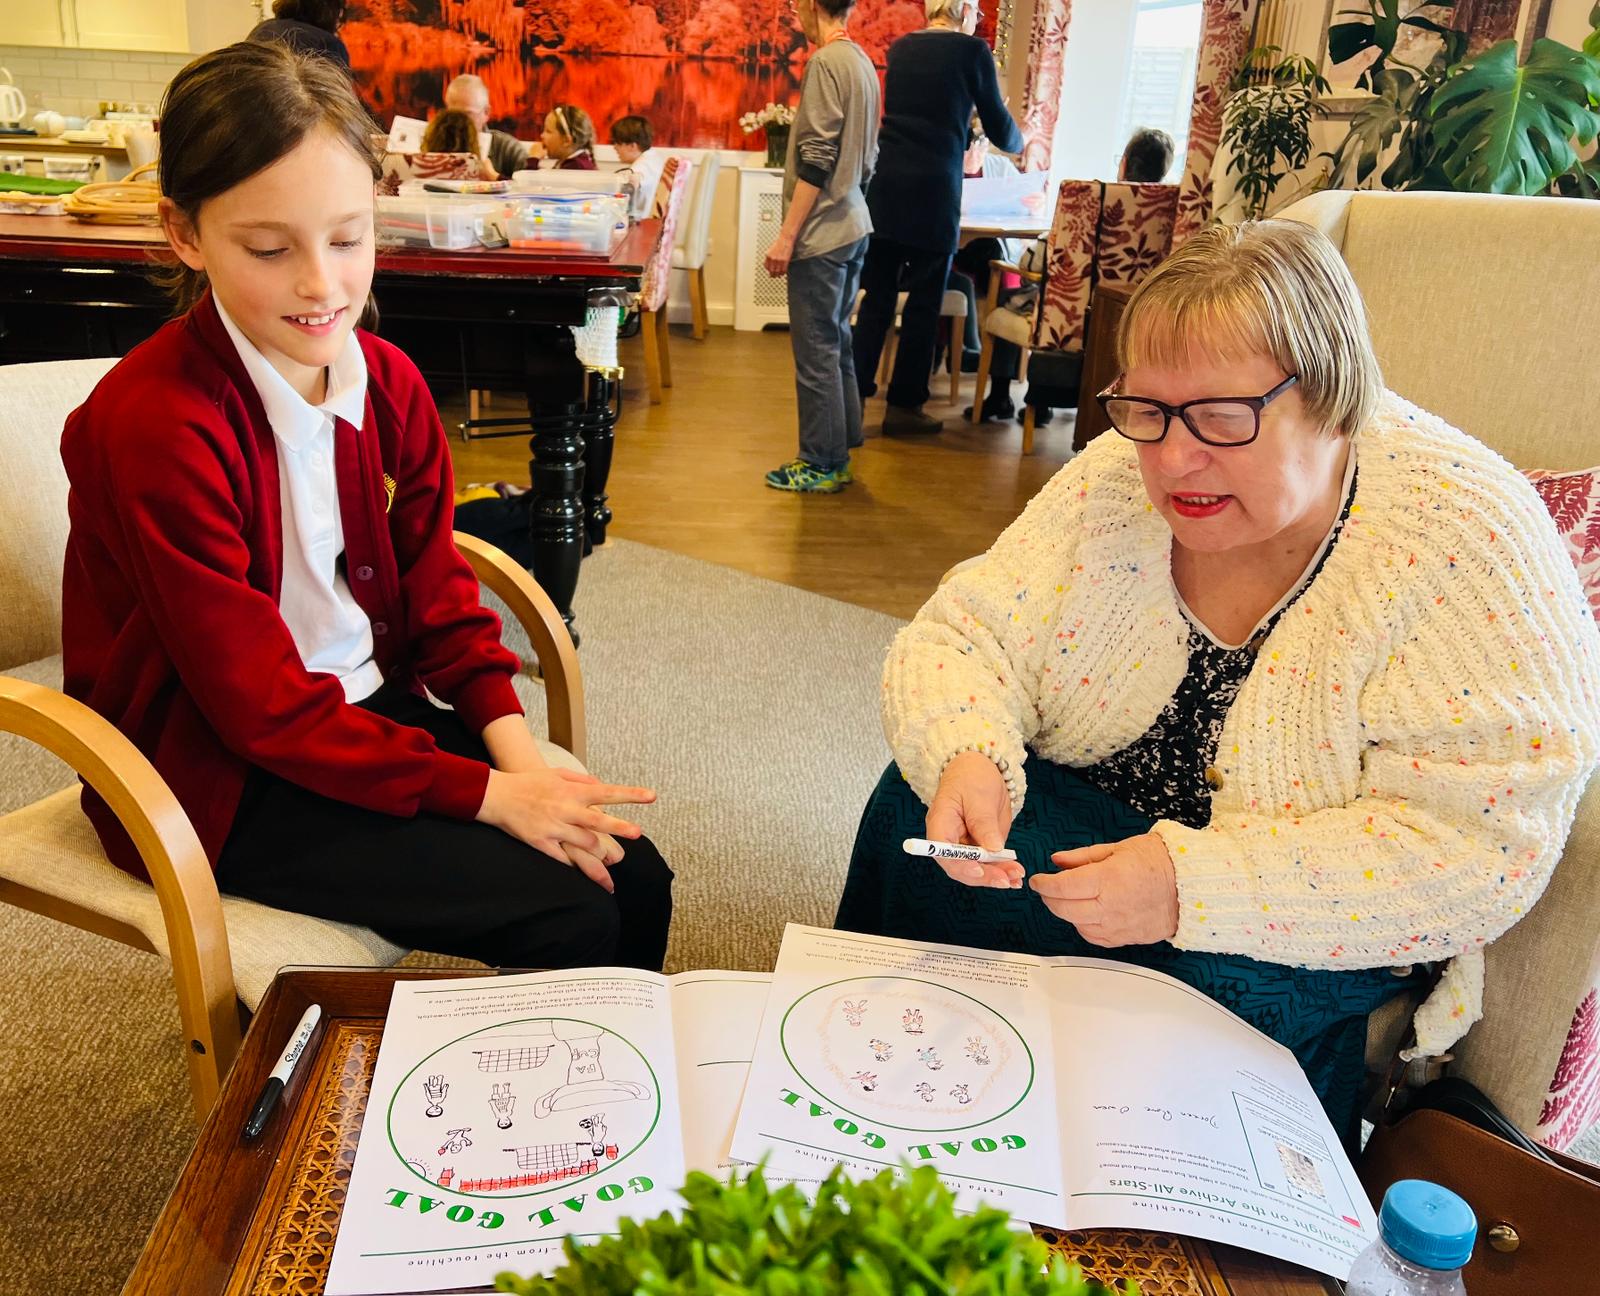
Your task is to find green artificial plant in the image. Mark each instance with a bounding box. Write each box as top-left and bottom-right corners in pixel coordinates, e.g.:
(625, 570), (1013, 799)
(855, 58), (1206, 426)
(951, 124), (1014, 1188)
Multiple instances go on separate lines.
(1323, 0), (1600, 196)
(1219, 45), (1332, 219)
(493, 1163), (1136, 1296)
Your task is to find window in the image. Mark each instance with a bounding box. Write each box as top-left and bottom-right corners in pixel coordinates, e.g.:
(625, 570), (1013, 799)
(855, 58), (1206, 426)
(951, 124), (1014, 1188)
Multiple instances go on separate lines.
(1117, 0), (1202, 180)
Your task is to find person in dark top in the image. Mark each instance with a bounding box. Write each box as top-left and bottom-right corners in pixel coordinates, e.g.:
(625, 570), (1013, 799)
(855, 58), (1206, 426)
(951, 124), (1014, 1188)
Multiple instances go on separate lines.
(248, 0), (350, 70)
(852, 0), (1022, 435)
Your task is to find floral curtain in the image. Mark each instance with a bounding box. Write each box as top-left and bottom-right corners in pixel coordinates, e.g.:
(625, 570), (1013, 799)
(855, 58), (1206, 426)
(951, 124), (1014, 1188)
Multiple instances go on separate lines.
(1171, 0), (1259, 245)
(1018, 0), (1073, 172)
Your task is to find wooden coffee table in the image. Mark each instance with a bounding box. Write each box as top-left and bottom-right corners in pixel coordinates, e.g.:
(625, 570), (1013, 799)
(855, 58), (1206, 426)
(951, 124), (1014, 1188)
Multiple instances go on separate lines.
(123, 969), (1338, 1295)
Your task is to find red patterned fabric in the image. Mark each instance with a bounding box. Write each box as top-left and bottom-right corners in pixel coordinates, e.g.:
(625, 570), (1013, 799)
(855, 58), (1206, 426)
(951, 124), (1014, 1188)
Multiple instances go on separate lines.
(1096, 182), (1181, 287)
(1537, 989), (1599, 1151)
(1524, 466), (1600, 1150)
(1019, 0), (1073, 172)
(1526, 468), (1600, 626)
(1029, 180), (1178, 353)
(639, 157), (693, 313)
(1172, 0), (1258, 246)
(377, 151), (489, 196)
(1031, 180), (1101, 351)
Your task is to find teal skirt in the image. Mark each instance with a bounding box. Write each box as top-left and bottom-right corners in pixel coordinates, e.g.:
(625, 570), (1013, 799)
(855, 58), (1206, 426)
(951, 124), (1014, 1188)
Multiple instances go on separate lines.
(835, 756), (1428, 1150)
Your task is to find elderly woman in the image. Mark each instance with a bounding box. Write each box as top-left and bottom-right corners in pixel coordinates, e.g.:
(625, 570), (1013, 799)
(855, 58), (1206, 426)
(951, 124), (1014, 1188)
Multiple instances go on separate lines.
(851, 0), (1022, 436)
(837, 219), (1600, 1145)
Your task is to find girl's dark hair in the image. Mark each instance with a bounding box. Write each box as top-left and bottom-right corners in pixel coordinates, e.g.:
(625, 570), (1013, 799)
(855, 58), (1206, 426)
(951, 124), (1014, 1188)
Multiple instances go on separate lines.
(421, 109), (480, 155)
(272, 0), (346, 32)
(157, 40), (380, 315)
(548, 103), (596, 153)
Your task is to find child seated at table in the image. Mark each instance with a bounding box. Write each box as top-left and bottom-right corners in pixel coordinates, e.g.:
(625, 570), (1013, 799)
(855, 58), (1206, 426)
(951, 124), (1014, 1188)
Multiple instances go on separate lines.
(420, 108), (498, 179)
(610, 114), (664, 218)
(59, 39), (673, 972)
(539, 104), (598, 170)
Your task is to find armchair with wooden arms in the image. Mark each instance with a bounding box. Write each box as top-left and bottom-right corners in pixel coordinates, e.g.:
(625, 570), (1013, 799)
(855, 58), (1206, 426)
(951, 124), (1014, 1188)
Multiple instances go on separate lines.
(0, 357), (587, 1121)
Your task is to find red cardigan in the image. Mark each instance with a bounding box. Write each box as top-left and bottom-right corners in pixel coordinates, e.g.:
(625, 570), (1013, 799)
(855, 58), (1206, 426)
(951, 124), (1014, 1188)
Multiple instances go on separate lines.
(60, 292), (523, 881)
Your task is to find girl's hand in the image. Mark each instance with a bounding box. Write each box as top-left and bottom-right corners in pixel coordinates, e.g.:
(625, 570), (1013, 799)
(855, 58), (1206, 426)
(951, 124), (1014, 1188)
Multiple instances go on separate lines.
(923, 753), (1022, 888)
(1029, 833), (1179, 946)
(477, 768), (655, 892)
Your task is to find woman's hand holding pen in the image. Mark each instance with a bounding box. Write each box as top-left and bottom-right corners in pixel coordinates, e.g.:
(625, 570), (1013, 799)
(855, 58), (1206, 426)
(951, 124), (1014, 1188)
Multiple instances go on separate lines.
(476, 769), (656, 892)
(924, 753), (1023, 889)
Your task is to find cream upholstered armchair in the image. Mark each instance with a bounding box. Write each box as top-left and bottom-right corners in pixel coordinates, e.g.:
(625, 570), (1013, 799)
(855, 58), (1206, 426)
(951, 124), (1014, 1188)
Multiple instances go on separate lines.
(1280, 189), (1600, 1147)
(0, 357), (587, 1121)
(670, 150), (721, 340)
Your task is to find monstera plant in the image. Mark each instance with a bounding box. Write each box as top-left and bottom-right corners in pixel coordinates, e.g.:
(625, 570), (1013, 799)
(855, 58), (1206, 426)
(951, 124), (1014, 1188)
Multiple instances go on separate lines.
(1324, 0), (1600, 196)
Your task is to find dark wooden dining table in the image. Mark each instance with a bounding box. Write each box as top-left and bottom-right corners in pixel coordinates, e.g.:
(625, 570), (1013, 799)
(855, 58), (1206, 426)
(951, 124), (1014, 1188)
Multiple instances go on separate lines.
(120, 968), (1339, 1296)
(0, 213), (658, 640)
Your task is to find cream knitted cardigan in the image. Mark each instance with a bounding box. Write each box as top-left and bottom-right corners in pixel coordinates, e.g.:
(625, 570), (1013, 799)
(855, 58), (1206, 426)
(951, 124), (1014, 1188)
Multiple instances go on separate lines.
(884, 393), (1600, 1053)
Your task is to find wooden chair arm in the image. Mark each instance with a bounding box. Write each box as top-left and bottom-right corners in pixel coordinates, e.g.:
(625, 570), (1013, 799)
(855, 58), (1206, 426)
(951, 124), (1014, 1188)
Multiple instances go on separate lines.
(454, 532), (587, 766)
(0, 674), (240, 1113)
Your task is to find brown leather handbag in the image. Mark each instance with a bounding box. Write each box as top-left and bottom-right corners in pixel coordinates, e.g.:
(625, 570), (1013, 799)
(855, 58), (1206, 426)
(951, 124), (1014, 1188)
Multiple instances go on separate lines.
(1360, 1096), (1600, 1293)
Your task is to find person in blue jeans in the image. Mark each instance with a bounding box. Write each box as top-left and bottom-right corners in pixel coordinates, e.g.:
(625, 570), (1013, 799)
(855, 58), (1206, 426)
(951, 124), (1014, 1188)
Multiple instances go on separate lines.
(762, 0), (880, 495)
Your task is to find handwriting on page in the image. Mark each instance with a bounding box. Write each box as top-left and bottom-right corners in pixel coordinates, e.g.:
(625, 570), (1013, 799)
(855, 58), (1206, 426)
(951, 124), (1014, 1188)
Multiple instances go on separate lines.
(1091, 1103), (1219, 1130)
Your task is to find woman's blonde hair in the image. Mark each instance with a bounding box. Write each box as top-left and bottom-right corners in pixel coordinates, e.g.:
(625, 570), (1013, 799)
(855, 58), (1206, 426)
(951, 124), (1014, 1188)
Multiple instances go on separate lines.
(1117, 219), (1383, 437)
(926, 0), (976, 24)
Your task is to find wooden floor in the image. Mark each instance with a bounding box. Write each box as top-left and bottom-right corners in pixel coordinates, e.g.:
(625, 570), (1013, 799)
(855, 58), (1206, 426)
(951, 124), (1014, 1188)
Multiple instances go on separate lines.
(444, 323), (1074, 620)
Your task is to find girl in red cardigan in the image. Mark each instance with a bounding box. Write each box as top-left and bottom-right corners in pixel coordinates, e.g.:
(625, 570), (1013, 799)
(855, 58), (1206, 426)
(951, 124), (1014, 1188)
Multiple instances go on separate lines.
(60, 40), (672, 970)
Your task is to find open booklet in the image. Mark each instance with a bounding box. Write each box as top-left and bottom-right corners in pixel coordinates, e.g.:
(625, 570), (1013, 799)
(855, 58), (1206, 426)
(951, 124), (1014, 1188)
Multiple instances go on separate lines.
(326, 925), (1379, 1294)
(730, 925), (1379, 1280)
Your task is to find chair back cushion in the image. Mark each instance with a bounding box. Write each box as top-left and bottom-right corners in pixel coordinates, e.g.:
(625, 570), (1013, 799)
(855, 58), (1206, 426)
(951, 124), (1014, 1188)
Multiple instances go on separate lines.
(674, 152), (721, 268)
(1096, 182), (1180, 289)
(1279, 190), (1600, 470)
(378, 151), (489, 195)
(639, 157), (694, 313)
(0, 358), (118, 671)
(1033, 180), (1102, 352)
(1032, 179), (1179, 353)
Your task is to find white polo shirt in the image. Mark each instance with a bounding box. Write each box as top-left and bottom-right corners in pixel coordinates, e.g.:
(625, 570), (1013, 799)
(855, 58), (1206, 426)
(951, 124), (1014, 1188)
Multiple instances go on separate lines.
(215, 299), (385, 703)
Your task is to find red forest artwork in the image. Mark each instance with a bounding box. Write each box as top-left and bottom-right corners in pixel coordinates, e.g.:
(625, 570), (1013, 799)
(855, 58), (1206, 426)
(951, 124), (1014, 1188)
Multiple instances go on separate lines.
(344, 0), (996, 150)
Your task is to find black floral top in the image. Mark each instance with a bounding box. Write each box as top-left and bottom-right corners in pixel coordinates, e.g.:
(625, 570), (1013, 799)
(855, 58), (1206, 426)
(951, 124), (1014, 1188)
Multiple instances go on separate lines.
(1078, 470), (1358, 829)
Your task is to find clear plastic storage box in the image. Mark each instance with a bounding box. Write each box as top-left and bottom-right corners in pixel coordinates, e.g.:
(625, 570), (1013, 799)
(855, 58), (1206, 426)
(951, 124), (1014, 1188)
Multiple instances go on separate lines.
(505, 197), (625, 254)
(376, 195), (501, 250)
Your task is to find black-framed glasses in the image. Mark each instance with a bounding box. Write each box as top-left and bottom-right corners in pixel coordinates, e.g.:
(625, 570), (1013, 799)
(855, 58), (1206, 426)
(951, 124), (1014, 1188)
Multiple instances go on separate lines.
(1097, 374), (1299, 447)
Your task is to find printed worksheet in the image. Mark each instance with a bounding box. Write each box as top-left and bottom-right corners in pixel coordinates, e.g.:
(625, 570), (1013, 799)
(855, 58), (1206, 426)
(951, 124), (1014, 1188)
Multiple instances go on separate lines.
(730, 926), (1379, 1281)
(729, 927), (1067, 1226)
(327, 968), (763, 1295)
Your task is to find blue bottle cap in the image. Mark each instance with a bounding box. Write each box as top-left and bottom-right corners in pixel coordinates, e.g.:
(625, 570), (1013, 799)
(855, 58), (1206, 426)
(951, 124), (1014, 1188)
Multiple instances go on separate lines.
(1379, 1179), (1477, 1271)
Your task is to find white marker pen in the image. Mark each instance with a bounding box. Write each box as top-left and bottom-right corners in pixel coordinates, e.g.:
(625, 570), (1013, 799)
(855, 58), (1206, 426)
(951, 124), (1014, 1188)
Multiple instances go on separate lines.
(903, 837), (1019, 865)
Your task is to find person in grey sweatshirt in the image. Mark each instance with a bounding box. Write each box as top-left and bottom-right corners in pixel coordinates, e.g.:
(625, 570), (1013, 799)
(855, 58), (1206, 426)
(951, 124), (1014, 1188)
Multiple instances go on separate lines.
(762, 0), (881, 495)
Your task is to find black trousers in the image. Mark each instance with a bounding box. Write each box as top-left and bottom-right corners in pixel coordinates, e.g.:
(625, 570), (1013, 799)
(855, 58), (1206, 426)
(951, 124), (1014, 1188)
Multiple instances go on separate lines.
(215, 683), (673, 971)
(851, 235), (954, 410)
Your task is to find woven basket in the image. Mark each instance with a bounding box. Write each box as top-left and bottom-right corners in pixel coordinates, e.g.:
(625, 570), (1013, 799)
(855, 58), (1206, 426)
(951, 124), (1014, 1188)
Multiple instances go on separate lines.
(64, 160), (160, 224)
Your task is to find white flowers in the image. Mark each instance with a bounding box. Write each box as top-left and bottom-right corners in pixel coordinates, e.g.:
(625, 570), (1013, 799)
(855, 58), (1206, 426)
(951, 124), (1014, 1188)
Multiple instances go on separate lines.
(739, 102), (797, 134)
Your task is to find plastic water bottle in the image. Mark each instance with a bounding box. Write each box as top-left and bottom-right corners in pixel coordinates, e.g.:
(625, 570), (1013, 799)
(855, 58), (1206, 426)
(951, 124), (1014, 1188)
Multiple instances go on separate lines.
(1346, 1179), (1476, 1295)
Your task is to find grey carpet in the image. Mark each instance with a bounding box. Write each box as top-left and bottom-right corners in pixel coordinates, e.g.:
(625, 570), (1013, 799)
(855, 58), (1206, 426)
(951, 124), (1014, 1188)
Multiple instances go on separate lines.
(1, 539), (1595, 1294)
(0, 539), (902, 1294)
